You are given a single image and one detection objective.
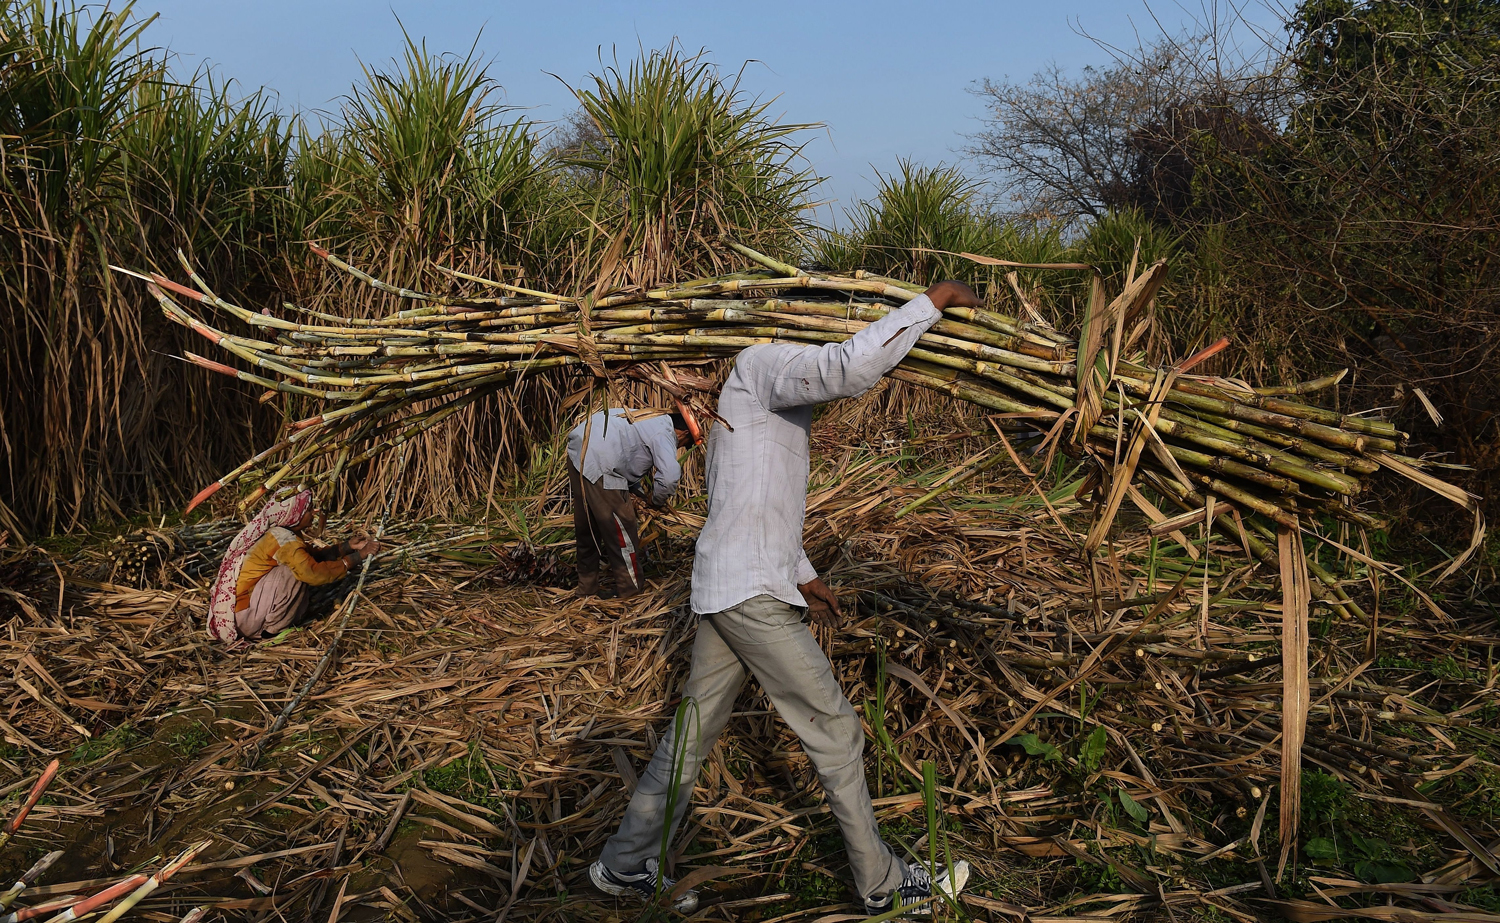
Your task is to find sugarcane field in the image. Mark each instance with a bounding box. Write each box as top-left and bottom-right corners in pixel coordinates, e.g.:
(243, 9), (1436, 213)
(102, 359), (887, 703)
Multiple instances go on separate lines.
(5, 1), (1500, 922)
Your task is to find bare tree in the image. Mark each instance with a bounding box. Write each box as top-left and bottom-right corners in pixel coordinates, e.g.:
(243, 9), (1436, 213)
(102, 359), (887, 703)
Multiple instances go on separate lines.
(544, 106), (608, 180)
(968, 28), (1284, 225)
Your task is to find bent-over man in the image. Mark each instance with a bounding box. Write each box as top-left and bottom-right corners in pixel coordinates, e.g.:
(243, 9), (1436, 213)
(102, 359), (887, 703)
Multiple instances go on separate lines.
(567, 408), (690, 599)
(590, 281), (982, 915)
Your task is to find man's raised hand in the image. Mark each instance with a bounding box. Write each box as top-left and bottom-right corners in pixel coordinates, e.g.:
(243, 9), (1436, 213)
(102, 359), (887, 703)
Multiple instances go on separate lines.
(923, 280), (982, 311)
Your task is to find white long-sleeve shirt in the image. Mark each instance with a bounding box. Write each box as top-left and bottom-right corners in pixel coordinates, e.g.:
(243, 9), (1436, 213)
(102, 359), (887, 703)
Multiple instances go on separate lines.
(567, 410), (682, 508)
(690, 295), (943, 614)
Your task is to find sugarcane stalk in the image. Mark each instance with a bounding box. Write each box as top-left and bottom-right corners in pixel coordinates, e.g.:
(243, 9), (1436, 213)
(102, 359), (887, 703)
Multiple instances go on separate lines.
(86, 840), (210, 923)
(4, 893), (80, 923)
(1254, 370), (1348, 396)
(0, 852), (62, 913)
(1116, 367), (1400, 441)
(33, 874), (146, 923)
(900, 356), (1341, 504)
(724, 240), (800, 276)
(433, 263), (580, 302)
(0, 760), (58, 851)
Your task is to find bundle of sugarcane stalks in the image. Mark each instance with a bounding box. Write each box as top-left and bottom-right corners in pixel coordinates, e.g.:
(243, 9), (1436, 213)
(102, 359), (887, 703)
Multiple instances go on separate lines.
(117, 242), (1479, 577)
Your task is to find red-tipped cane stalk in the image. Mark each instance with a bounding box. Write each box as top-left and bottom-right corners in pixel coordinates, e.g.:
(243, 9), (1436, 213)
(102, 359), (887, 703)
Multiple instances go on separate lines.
(182, 353), (240, 379)
(673, 398), (704, 446)
(22, 874), (144, 923)
(2, 893), (78, 923)
(1176, 336), (1231, 374)
(0, 760), (59, 851)
(183, 481), (224, 515)
(148, 272), (206, 303)
(87, 840), (210, 923)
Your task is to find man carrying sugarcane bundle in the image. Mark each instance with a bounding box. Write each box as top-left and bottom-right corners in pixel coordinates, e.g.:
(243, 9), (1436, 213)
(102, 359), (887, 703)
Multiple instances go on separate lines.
(590, 281), (982, 916)
(567, 408), (693, 599)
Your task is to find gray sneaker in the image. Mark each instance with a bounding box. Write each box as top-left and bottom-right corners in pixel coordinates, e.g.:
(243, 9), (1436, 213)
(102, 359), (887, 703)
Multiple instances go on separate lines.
(588, 857), (698, 912)
(864, 859), (970, 917)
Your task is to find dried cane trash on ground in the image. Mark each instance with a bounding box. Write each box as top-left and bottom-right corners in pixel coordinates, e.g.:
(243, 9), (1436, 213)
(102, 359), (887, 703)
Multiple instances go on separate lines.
(1, 410), (1498, 923)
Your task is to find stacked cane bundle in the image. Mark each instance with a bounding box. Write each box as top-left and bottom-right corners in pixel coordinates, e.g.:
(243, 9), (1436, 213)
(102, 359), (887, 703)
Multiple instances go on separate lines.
(116, 242), (1475, 577)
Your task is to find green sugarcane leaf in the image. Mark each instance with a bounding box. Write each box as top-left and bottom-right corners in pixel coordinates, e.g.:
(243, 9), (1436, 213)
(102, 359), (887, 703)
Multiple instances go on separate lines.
(1081, 725), (1108, 771)
(1118, 788), (1149, 823)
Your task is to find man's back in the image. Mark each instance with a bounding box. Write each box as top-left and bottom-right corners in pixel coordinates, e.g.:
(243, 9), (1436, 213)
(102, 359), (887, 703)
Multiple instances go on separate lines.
(692, 344), (820, 616)
(567, 409), (680, 506)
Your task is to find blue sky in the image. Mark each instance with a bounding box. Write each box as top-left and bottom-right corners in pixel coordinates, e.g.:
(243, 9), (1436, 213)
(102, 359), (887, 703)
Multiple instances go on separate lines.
(137, 1), (1287, 222)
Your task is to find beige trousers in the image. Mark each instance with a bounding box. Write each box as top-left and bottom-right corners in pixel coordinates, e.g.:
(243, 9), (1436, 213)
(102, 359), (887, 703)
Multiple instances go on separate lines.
(235, 564), (310, 639)
(599, 594), (904, 903)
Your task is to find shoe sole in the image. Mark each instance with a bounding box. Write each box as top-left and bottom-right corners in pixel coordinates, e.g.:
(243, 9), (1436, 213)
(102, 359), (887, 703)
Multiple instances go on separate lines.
(589, 861), (631, 899)
(940, 860), (971, 899)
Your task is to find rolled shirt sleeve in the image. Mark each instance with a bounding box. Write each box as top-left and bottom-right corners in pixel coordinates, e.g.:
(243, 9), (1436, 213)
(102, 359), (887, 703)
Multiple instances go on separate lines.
(794, 550), (818, 586)
(761, 295), (942, 411)
(275, 538), (349, 586)
(643, 417), (682, 507)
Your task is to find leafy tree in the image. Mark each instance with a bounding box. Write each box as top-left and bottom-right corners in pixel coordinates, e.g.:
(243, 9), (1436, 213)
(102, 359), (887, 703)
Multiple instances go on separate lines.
(1198, 0), (1500, 486)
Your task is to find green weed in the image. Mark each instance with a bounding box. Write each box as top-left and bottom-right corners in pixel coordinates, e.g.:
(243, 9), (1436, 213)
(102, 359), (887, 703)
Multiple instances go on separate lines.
(1300, 769), (1348, 827)
(70, 722), (141, 763)
(420, 740), (516, 813)
(1434, 763), (1500, 825)
(1304, 830), (1416, 884)
(165, 720), (213, 758)
(1429, 655), (1481, 683)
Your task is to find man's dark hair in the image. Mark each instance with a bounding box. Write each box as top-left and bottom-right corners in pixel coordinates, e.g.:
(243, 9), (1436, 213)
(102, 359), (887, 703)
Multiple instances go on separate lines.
(669, 411), (688, 432)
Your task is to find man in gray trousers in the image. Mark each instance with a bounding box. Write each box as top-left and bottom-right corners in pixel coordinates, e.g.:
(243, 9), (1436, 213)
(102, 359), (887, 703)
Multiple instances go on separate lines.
(590, 280), (982, 916)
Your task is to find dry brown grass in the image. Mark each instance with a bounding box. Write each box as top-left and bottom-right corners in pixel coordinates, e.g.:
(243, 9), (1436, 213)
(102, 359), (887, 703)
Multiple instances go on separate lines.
(1, 408), (1495, 922)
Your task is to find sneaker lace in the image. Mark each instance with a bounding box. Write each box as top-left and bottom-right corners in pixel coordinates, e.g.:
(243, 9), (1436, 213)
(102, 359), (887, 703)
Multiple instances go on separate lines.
(644, 858), (676, 890)
(898, 862), (933, 896)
